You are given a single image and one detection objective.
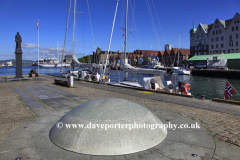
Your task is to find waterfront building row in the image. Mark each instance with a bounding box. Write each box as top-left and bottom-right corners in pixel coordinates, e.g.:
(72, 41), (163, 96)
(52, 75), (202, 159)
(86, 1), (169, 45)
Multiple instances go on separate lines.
(92, 47), (190, 67)
(190, 13), (240, 56)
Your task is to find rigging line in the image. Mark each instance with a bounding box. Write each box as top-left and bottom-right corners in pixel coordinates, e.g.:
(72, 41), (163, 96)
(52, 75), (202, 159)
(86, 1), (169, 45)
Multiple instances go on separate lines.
(145, 0), (161, 50)
(129, 0), (135, 52)
(120, 0), (125, 27)
(87, 0), (95, 51)
(129, 0), (140, 49)
(150, 0), (166, 45)
(83, 0), (85, 58)
(103, 0), (119, 75)
(62, 0), (72, 73)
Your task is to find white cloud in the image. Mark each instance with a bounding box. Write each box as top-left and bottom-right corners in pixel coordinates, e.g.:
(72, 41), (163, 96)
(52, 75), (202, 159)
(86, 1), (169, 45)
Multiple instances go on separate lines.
(0, 53), (14, 57)
(22, 42), (38, 49)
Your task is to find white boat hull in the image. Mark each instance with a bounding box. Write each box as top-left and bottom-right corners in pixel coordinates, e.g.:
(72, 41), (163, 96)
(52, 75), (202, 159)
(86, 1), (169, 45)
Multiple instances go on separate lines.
(172, 67), (190, 75)
(55, 63), (71, 67)
(39, 64), (55, 67)
(124, 63), (166, 75)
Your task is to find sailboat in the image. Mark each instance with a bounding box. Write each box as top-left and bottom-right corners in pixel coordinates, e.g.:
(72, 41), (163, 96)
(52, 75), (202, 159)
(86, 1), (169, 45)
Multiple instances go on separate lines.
(39, 42), (59, 67)
(122, 0), (165, 77)
(172, 33), (190, 75)
(60, 0), (97, 76)
(105, 0), (168, 91)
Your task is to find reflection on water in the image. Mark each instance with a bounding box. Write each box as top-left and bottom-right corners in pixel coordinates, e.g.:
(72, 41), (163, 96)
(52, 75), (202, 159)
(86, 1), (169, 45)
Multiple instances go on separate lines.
(1, 67), (240, 101)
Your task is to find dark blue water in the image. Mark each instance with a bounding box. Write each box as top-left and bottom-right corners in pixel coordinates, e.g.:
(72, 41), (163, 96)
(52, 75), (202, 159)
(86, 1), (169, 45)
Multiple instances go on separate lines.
(1, 66), (240, 101)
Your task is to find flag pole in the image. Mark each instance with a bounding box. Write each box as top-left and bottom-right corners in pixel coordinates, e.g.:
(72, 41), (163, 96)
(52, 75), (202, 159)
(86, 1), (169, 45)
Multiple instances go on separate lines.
(38, 18), (39, 74)
(226, 80), (240, 96)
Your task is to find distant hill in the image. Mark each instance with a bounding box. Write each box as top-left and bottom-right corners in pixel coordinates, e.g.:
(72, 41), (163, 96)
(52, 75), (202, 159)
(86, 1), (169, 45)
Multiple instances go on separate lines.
(0, 59), (35, 66)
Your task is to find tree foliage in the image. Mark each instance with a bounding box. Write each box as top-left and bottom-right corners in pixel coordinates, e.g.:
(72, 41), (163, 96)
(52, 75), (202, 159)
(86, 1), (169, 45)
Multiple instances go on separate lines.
(78, 55), (93, 63)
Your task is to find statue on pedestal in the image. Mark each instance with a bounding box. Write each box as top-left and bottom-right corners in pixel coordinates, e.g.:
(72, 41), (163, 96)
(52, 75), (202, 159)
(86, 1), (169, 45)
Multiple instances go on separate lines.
(15, 32), (22, 53)
(15, 32), (23, 78)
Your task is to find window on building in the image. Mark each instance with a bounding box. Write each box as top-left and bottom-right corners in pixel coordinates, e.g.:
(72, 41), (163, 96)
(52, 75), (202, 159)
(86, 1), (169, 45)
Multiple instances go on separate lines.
(236, 26), (238, 31)
(198, 46), (201, 50)
(216, 30), (218, 34)
(216, 44), (218, 48)
(236, 49), (239, 53)
(232, 27), (234, 31)
(238, 20), (240, 23)
(211, 38), (214, 42)
(219, 30), (221, 34)
(199, 40), (202, 44)
(201, 33), (204, 38)
(211, 45), (214, 49)
(197, 34), (199, 38)
(210, 51), (212, 54)
(215, 37), (219, 41)
(204, 39), (206, 44)
(191, 33), (193, 36)
(235, 21), (237, 24)
(228, 49), (230, 53)
(195, 47), (197, 50)
(236, 34), (238, 39)
(223, 50), (225, 53)
(198, 52), (201, 55)
(213, 31), (215, 35)
(221, 36), (224, 41)
(204, 52), (206, 55)
(237, 41), (238, 46)
(221, 43), (223, 48)
(204, 46), (206, 50)
(229, 35), (232, 40)
(195, 40), (197, 45)
(232, 49), (234, 53)
(229, 41), (233, 47)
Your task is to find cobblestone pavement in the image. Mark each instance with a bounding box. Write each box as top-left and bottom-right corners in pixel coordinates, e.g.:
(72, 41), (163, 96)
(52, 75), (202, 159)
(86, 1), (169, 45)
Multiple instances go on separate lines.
(0, 83), (36, 142)
(45, 79), (240, 148)
(0, 75), (240, 149)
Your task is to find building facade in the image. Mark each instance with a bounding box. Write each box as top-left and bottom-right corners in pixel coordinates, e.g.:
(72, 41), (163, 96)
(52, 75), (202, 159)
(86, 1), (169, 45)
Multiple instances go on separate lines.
(190, 23), (210, 56)
(190, 13), (240, 56)
(92, 47), (190, 67)
(226, 13), (240, 53)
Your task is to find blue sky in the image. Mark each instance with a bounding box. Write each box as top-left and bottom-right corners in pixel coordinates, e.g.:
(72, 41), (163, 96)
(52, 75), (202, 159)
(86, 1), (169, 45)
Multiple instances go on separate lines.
(0, 0), (239, 61)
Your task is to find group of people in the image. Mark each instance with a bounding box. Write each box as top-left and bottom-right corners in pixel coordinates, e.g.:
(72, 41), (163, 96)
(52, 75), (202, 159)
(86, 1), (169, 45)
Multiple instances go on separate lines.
(29, 69), (39, 77)
(83, 72), (101, 81)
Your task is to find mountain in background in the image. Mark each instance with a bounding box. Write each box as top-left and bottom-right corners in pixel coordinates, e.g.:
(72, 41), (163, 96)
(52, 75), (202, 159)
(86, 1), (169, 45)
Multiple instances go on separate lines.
(0, 59), (35, 66)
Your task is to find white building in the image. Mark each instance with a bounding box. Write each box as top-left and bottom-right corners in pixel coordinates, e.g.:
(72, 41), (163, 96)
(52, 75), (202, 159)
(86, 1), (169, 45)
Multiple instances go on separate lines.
(226, 13), (240, 53)
(208, 18), (229, 54)
(191, 13), (240, 56)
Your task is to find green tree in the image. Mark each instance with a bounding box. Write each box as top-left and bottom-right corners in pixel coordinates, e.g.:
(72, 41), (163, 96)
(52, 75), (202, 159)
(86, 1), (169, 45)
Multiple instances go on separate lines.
(78, 55), (93, 63)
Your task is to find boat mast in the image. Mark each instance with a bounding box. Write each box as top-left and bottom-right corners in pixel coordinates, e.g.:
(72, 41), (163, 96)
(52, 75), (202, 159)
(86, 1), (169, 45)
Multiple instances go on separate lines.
(62, 0), (72, 73)
(57, 39), (58, 62)
(178, 32), (180, 67)
(124, 0), (128, 64)
(49, 42), (52, 60)
(72, 0), (77, 71)
(73, 0), (76, 58)
(42, 46), (44, 63)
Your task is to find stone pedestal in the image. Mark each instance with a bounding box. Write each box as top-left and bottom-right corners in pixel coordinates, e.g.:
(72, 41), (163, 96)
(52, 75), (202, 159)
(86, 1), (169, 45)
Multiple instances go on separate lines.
(6, 32), (32, 81)
(15, 50), (23, 78)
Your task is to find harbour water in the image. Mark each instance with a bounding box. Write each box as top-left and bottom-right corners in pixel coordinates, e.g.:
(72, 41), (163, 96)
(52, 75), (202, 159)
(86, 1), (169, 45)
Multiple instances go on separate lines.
(1, 66), (240, 101)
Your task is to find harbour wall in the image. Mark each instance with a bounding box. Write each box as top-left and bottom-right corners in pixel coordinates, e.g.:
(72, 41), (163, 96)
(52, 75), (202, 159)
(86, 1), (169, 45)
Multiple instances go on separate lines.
(191, 69), (240, 79)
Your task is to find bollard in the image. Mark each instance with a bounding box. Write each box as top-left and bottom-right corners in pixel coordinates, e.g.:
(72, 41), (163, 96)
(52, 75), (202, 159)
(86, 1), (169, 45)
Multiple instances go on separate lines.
(68, 75), (73, 87)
